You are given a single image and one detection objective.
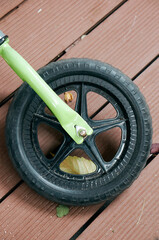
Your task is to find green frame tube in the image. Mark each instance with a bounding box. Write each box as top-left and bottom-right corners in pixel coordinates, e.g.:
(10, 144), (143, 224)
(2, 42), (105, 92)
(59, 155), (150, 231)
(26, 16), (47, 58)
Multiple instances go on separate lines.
(0, 38), (93, 144)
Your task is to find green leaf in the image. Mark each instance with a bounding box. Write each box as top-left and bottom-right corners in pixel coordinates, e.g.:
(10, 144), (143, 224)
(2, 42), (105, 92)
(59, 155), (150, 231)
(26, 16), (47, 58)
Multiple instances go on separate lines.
(56, 205), (70, 218)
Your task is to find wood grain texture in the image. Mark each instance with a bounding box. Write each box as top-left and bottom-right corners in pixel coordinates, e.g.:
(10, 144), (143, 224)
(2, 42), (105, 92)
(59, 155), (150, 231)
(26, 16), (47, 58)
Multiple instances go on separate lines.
(0, 0), (157, 198)
(0, 0), (158, 239)
(0, 102), (20, 199)
(0, 0), (124, 197)
(0, 0), (23, 19)
(0, 46), (158, 240)
(135, 59), (159, 142)
(0, 56), (159, 240)
(0, 183), (101, 240)
(0, 0), (123, 101)
(78, 155), (159, 240)
(63, 0), (159, 79)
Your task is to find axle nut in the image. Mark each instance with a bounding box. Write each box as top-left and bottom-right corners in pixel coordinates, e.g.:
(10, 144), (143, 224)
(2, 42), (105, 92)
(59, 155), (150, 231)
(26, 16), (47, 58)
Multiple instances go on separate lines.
(79, 129), (87, 137)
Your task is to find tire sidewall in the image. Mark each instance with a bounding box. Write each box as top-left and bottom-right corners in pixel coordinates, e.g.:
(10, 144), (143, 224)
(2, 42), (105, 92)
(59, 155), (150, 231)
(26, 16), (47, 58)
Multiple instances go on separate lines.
(5, 59), (152, 205)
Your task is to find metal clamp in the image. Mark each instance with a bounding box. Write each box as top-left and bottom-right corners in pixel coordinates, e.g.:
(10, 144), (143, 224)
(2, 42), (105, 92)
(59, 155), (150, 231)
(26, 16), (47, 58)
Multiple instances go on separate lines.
(0, 31), (8, 45)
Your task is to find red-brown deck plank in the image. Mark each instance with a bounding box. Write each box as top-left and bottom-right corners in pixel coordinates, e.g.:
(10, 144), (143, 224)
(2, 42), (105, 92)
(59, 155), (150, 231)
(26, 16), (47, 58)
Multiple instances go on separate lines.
(136, 60), (159, 142)
(0, 0), (23, 19)
(0, 0), (123, 198)
(0, 102), (20, 198)
(0, 0), (157, 197)
(63, 0), (159, 79)
(78, 156), (159, 240)
(0, 0), (158, 239)
(0, 0), (123, 101)
(0, 183), (101, 240)
(0, 0), (158, 198)
(77, 60), (159, 239)
(0, 57), (157, 240)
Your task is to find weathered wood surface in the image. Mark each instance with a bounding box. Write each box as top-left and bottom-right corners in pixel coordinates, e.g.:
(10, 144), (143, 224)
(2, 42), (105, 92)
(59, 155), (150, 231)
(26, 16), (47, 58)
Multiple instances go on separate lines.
(78, 155), (159, 240)
(1, 0), (158, 198)
(0, 0), (123, 101)
(0, 0), (158, 239)
(0, 0), (124, 198)
(0, 0), (23, 19)
(1, 55), (158, 240)
(63, 0), (159, 78)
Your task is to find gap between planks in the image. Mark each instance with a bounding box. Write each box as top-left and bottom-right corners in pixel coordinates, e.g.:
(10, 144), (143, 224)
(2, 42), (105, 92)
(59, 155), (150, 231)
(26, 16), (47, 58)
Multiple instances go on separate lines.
(0, 0), (28, 21)
(0, 0), (128, 107)
(52, 0), (128, 62)
(0, 57), (158, 239)
(70, 154), (159, 240)
(0, 1), (158, 238)
(0, 6), (158, 202)
(0, 0), (131, 200)
(70, 58), (159, 239)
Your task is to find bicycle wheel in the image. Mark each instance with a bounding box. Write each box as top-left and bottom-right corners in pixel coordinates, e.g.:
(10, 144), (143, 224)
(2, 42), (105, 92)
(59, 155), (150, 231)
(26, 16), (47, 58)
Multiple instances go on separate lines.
(6, 59), (152, 205)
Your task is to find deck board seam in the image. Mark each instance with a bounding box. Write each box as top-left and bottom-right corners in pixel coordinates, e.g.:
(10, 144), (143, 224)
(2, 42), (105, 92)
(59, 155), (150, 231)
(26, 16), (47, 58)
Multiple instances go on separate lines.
(69, 153), (159, 239)
(0, 50), (158, 110)
(0, 180), (23, 203)
(0, 0), (28, 21)
(0, 57), (157, 223)
(0, 3), (158, 237)
(70, 198), (116, 240)
(0, 56), (157, 202)
(0, 0), (128, 107)
(50, 0), (128, 62)
(132, 55), (159, 80)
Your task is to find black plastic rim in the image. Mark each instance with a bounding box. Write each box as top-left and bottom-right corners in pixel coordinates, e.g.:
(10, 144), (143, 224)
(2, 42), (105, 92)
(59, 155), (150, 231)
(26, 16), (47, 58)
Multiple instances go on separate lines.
(23, 75), (130, 181)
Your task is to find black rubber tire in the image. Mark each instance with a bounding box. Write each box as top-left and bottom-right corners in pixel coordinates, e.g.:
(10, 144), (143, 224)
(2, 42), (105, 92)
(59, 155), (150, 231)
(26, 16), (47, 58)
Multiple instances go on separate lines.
(6, 59), (152, 206)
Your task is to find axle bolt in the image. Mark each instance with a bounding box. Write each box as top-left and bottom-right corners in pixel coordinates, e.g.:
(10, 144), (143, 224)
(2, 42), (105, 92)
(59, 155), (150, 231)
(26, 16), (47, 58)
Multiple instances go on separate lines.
(78, 129), (87, 137)
(75, 125), (87, 138)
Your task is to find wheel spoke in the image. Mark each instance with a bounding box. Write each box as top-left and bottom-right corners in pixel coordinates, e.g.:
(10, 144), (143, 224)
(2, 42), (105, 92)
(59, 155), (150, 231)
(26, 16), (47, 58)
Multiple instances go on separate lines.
(49, 140), (75, 171)
(75, 83), (88, 119)
(84, 139), (109, 172)
(91, 117), (127, 135)
(33, 113), (64, 133)
(84, 137), (124, 172)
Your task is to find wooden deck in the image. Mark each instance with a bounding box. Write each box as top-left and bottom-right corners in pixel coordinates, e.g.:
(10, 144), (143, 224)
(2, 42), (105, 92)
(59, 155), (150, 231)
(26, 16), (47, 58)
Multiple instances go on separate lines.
(0, 0), (158, 239)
